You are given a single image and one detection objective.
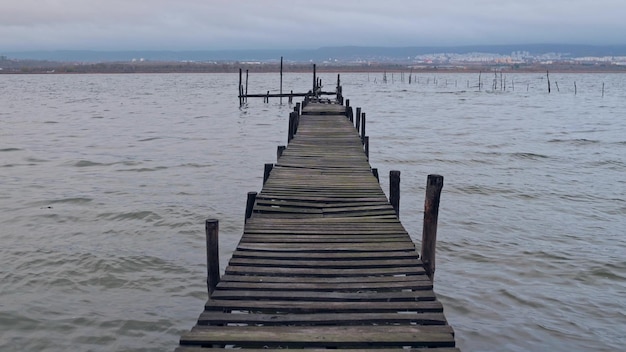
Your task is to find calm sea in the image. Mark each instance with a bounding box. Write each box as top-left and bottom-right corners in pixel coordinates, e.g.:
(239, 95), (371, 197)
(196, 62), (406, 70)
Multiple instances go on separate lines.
(1, 72), (625, 351)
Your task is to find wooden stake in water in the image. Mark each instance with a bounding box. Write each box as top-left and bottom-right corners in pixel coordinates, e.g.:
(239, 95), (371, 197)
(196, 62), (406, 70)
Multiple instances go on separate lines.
(205, 219), (220, 296)
(547, 70), (551, 93)
(421, 174), (444, 280)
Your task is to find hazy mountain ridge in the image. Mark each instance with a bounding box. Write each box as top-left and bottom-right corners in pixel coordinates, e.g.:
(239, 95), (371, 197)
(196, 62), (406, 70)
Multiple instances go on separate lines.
(5, 44), (626, 63)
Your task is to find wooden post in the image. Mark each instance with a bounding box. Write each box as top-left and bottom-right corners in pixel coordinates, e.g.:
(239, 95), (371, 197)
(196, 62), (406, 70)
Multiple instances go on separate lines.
(280, 56), (283, 104)
(364, 136), (369, 159)
(421, 174), (444, 280)
(345, 99), (350, 117)
(361, 112), (366, 144)
(288, 112), (295, 142)
(277, 145), (286, 160)
(547, 70), (551, 93)
(295, 102), (301, 115)
(205, 219), (219, 297)
(266, 90), (269, 103)
(238, 68), (243, 106)
(263, 163), (273, 185)
(245, 70), (249, 103)
(390, 170), (400, 218)
(372, 168), (379, 182)
(245, 192), (257, 223)
(313, 64), (317, 92)
(355, 107), (361, 127)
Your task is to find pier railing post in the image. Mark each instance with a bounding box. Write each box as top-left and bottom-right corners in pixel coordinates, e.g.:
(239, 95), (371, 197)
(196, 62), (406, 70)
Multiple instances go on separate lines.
(364, 136), (369, 159)
(361, 112), (366, 144)
(372, 168), (379, 182)
(288, 112), (295, 142)
(263, 163), (274, 185)
(355, 107), (361, 126)
(390, 170), (400, 218)
(421, 174), (444, 280)
(277, 145), (286, 160)
(205, 219), (220, 297)
(245, 191), (257, 223)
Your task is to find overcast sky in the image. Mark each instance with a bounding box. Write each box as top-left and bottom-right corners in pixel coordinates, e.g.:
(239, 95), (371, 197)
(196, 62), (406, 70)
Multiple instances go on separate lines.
(2, 0), (625, 51)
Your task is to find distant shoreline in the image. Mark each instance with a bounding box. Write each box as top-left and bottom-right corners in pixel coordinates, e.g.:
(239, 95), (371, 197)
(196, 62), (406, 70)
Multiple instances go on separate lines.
(2, 61), (626, 74)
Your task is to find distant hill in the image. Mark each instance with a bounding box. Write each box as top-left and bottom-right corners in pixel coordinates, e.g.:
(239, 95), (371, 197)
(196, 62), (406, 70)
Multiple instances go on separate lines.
(5, 44), (626, 63)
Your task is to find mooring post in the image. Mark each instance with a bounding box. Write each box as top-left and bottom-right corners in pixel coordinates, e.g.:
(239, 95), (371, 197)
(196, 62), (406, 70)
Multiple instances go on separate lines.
(355, 107), (360, 126)
(421, 174), (444, 280)
(313, 64), (317, 93)
(390, 170), (401, 218)
(245, 191), (257, 223)
(361, 112), (366, 144)
(205, 219), (219, 297)
(372, 168), (379, 182)
(295, 102), (301, 115)
(364, 136), (370, 159)
(277, 145), (286, 160)
(288, 112), (295, 142)
(345, 99), (350, 118)
(263, 163), (274, 185)
(238, 68), (243, 106)
(245, 70), (249, 103)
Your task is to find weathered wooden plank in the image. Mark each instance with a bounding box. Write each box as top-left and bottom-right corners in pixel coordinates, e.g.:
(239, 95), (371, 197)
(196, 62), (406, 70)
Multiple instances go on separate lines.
(236, 242), (417, 252)
(216, 279), (433, 291)
(197, 312), (448, 326)
(219, 274), (429, 284)
(210, 289), (436, 302)
(176, 348), (460, 352)
(180, 325), (455, 348)
(204, 300), (444, 313)
(227, 257), (422, 268)
(225, 265), (425, 277)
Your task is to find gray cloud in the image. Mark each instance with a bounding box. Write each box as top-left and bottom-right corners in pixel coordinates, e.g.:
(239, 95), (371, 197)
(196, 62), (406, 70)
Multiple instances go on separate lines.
(1, 0), (625, 51)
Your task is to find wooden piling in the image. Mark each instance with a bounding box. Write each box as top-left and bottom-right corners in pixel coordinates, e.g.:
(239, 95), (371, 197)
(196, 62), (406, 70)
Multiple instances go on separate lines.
(390, 170), (401, 218)
(421, 174), (444, 280)
(372, 168), (379, 182)
(364, 136), (369, 159)
(288, 113), (295, 142)
(277, 145), (286, 160)
(345, 99), (350, 118)
(313, 64), (317, 92)
(280, 56), (283, 104)
(245, 191), (257, 223)
(263, 163), (274, 185)
(361, 112), (366, 143)
(239, 68), (243, 106)
(355, 107), (361, 126)
(205, 219), (220, 296)
(245, 70), (249, 103)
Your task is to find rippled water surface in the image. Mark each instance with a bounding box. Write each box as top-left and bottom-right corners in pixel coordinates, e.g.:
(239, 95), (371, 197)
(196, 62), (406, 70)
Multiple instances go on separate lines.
(1, 72), (625, 351)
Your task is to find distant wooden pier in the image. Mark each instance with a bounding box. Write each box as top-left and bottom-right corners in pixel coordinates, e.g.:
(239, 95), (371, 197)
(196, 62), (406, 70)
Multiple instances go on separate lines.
(176, 77), (454, 350)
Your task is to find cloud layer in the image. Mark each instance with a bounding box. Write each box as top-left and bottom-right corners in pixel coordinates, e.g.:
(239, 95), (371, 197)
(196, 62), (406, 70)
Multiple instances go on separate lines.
(2, 0), (625, 51)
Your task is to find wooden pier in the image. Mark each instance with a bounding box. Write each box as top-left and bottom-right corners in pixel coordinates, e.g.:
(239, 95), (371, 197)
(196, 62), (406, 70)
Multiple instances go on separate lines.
(176, 95), (456, 350)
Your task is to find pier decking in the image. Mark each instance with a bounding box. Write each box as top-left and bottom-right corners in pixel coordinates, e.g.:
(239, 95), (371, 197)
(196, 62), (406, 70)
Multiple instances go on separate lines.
(176, 99), (456, 350)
